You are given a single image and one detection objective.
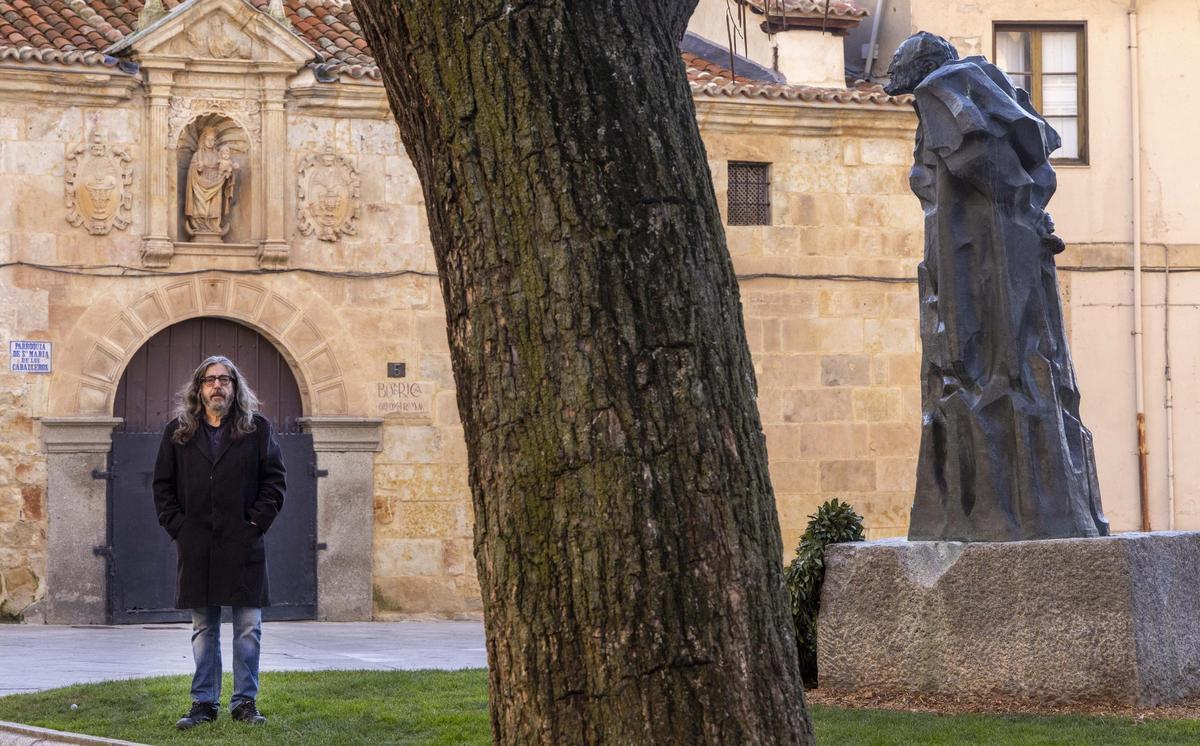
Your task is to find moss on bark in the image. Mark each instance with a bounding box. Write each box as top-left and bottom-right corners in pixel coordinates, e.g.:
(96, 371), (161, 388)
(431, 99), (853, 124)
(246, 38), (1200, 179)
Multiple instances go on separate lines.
(352, 1), (814, 742)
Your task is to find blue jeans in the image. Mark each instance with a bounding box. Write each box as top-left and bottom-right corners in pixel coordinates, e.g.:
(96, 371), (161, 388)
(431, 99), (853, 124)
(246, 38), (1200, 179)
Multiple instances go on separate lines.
(189, 606), (262, 708)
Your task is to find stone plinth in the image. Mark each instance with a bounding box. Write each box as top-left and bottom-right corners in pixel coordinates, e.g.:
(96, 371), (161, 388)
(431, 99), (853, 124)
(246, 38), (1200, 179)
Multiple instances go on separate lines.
(818, 533), (1200, 707)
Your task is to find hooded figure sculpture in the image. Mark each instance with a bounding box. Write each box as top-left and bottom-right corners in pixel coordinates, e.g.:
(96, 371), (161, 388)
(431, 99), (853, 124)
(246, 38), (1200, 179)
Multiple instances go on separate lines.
(885, 33), (1109, 541)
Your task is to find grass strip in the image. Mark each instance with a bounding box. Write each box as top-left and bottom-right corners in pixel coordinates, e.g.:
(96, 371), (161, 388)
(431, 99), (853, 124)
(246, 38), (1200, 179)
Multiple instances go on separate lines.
(4, 670), (1200, 745)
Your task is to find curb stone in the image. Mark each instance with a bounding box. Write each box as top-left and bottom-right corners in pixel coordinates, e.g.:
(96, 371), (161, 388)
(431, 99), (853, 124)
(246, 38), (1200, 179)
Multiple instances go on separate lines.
(0, 721), (148, 746)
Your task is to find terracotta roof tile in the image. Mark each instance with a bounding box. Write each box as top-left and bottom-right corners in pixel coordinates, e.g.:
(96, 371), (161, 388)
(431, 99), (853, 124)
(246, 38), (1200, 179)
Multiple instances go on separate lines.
(682, 51), (910, 106)
(737, 0), (868, 33)
(0, 0), (905, 108)
(742, 0), (869, 18)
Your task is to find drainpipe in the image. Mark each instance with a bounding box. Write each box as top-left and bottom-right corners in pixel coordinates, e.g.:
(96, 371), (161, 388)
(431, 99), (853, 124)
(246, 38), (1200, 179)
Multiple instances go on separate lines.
(1129, 7), (1150, 532)
(863, 0), (886, 81)
(1165, 241), (1176, 529)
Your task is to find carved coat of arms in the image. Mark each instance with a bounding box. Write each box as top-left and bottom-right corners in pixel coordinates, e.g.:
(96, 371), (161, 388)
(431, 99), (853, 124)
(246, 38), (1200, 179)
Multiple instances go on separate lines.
(297, 147), (360, 242)
(184, 15), (251, 59)
(65, 135), (133, 235)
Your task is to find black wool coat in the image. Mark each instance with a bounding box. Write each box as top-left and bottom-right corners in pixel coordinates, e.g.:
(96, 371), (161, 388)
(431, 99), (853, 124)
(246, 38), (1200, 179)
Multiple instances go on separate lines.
(152, 413), (286, 609)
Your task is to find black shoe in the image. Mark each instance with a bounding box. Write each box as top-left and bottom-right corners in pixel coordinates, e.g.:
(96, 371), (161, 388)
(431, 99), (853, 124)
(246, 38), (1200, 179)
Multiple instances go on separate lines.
(231, 699), (267, 725)
(175, 701), (218, 730)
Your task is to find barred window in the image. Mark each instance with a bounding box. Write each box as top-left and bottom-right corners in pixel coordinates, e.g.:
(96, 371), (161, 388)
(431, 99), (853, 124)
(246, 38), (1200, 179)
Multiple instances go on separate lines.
(727, 162), (771, 225)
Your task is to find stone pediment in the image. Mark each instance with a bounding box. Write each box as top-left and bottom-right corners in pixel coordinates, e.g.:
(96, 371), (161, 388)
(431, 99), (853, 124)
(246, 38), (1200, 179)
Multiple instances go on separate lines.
(106, 0), (316, 67)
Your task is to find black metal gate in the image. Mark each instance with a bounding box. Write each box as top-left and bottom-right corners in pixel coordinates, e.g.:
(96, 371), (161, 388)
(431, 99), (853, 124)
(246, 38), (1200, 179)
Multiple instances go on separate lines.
(102, 431), (318, 623)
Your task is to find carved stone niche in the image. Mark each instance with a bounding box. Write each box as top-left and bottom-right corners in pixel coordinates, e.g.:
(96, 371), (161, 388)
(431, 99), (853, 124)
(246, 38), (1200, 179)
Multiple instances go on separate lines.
(65, 134), (133, 235)
(176, 114), (252, 244)
(297, 146), (360, 242)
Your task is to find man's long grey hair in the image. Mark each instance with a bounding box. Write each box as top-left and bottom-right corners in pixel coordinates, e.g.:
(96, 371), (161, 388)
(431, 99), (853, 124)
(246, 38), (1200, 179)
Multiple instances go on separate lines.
(171, 355), (260, 445)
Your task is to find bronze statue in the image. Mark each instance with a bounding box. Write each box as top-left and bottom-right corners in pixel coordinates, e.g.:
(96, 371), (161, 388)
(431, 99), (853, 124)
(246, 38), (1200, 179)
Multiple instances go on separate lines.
(885, 33), (1109, 541)
(184, 127), (238, 240)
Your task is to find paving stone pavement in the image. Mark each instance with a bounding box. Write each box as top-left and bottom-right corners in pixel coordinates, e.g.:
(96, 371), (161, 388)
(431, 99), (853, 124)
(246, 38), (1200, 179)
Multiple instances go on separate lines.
(0, 621), (487, 695)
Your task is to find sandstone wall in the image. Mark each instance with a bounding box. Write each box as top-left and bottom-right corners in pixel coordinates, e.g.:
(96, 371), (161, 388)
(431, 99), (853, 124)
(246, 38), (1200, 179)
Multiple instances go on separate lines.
(0, 90), (482, 619)
(0, 99), (145, 619)
(0, 304), (47, 621)
(284, 111), (480, 617)
(1, 71), (924, 619)
(699, 100), (921, 550)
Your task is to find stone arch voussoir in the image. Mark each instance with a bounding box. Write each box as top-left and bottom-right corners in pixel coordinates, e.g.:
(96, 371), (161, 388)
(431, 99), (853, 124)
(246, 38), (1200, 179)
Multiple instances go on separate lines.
(55, 276), (348, 417)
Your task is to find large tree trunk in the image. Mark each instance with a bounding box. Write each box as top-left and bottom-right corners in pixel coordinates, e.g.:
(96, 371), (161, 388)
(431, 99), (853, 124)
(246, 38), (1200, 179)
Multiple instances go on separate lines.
(352, 2), (813, 742)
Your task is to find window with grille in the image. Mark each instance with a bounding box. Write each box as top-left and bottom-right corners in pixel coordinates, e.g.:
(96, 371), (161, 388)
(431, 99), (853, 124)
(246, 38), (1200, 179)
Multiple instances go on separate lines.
(994, 23), (1087, 163)
(727, 162), (771, 225)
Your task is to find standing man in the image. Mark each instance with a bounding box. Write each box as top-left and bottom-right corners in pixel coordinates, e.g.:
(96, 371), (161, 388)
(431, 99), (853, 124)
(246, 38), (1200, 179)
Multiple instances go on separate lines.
(153, 355), (286, 729)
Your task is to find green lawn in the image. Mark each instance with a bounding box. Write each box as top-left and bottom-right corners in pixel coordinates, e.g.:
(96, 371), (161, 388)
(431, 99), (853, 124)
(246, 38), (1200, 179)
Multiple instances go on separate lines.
(0, 670), (490, 746)
(812, 706), (1200, 745)
(2, 670), (1199, 745)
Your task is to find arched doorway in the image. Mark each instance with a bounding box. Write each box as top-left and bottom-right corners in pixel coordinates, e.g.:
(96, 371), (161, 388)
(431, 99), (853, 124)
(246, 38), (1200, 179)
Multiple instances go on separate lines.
(104, 317), (318, 623)
(114, 317), (303, 434)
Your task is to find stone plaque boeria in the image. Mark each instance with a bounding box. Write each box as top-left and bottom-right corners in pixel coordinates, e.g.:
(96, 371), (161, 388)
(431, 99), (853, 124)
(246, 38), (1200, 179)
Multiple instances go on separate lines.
(371, 380), (434, 421)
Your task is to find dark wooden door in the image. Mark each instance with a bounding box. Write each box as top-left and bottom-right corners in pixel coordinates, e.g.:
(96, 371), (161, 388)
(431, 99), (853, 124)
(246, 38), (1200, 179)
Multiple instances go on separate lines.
(114, 317), (303, 434)
(106, 318), (317, 623)
(105, 432), (174, 623)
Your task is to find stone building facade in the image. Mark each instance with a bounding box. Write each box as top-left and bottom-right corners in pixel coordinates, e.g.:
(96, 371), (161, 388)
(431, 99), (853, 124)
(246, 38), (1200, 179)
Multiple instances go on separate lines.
(0, 0), (922, 622)
(700, 0), (1200, 537)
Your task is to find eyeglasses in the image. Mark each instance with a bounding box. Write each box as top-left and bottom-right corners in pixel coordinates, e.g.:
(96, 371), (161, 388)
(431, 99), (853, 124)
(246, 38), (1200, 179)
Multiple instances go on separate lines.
(200, 375), (234, 387)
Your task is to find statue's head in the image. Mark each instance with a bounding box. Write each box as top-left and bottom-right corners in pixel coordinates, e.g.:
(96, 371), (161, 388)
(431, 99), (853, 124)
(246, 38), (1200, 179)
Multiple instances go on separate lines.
(201, 128), (218, 149)
(884, 32), (958, 96)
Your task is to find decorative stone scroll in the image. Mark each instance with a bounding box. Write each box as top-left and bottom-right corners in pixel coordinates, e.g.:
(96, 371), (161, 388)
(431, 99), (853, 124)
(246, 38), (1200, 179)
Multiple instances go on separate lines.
(297, 146), (360, 242)
(168, 96), (261, 146)
(259, 243), (289, 270)
(65, 135), (133, 236)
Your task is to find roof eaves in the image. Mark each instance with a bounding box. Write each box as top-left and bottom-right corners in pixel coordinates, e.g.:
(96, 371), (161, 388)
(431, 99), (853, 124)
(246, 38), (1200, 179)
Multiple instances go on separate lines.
(740, 0), (870, 19)
(688, 76), (912, 108)
(0, 45), (126, 71)
(310, 60), (381, 82)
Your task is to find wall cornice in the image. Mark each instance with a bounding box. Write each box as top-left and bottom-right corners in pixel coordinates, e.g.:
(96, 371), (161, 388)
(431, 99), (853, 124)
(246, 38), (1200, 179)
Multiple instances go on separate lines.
(298, 417), (384, 452)
(288, 82), (392, 119)
(1059, 243), (1200, 270)
(694, 97), (916, 137)
(40, 417), (124, 453)
(0, 65), (140, 106)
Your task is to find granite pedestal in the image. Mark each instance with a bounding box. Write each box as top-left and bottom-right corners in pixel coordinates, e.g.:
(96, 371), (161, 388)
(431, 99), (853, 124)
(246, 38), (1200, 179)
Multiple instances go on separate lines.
(817, 532), (1200, 706)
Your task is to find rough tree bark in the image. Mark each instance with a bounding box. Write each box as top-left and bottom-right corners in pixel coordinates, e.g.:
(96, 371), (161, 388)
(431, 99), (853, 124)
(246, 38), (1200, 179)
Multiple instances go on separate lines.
(351, 1), (814, 743)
